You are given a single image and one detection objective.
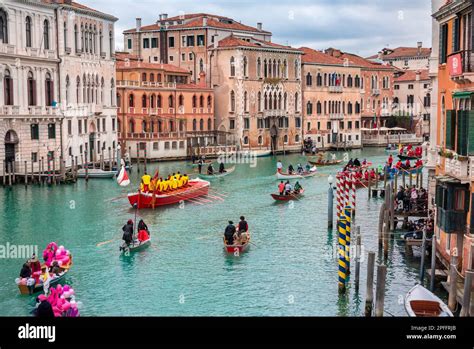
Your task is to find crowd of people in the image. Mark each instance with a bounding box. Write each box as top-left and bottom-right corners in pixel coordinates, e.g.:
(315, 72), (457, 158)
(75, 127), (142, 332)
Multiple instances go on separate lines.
(276, 160), (313, 174)
(399, 144), (423, 158)
(387, 154), (423, 171)
(224, 216), (250, 246)
(395, 186), (428, 213)
(402, 215), (434, 240)
(302, 137), (317, 155)
(343, 158), (369, 171)
(140, 172), (190, 193)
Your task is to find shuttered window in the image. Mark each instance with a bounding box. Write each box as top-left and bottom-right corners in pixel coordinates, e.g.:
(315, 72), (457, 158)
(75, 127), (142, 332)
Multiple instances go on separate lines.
(440, 23), (448, 64)
(457, 110), (468, 155)
(468, 110), (474, 155)
(445, 110), (456, 149)
(453, 17), (460, 52)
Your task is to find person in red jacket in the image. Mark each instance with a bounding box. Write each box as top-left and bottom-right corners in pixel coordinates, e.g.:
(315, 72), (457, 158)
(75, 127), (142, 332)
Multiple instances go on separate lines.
(387, 154), (393, 168)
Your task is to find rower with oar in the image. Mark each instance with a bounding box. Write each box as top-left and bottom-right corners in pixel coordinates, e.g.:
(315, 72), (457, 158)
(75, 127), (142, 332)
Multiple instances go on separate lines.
(120, 219), (134, 252)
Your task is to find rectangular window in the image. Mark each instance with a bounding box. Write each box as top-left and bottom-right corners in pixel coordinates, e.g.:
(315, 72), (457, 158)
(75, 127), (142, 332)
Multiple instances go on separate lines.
(84, 120), (88, 133)
(197, 35), (205, 46)
(102, 118), (106, 132)
(78, 120), (82, 134)
(355, 121), (360, 129)
(295, 117), (301, 128)
(112, 118), (116, 131)
(453, 17), (460, 52)
(143, 38), (150, 49)
(153, 142), (159, 150)
(408, 84), (414, 89)
(68, 120), (72, 135)
(189, 53), (193, 60)
(327, 122), (331, 130)
(348, 121), (352, 129)
(151, 38), (158, 48)
(181, 53), (186, 62)
(31, 124), (39, 140)
(179, 141), (185, 149)
(169, 56), (174, 62)
(394, 85), (400, 90)
(317, 122), (321, 130)
(48, 123), (56, 139)
(258, 119), (264, 129)
(181, 36), (186, 47)
(186, 35), (195, 47)
(339, 121), (344, 130)
(164, 141), (170, 150)
(440, 23), (448, 64)
(168, 36), (175, 48)
(230, 120), (235, 130)
(244, 118), (250, 129)
(31, 152), (38, 162)
(127, 39), (132, 50)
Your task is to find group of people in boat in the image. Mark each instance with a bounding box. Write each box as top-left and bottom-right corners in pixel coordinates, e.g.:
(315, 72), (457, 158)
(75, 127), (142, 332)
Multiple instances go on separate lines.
(121, 219), (150, 250)
(401, 215), (434, 240)
(140, 172), (190, 193)
(399, 144), (423, 158)
(206, 162), (227, 175)
(395, 186), (428, 213)
(387, 154), (423, 171)
(277, 180), (303, 195)
(224, 216), (250, 246)
(343, 158), (369, 171)
(277, 160), (313, 174)
(302, 137), (318, 155)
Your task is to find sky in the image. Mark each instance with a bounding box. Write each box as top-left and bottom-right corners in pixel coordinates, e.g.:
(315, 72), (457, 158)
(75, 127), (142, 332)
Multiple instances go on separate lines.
(82, 0), (433, 57)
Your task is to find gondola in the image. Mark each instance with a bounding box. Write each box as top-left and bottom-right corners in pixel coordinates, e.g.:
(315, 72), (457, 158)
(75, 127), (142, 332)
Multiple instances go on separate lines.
(276, 168), (317, 180)
(190, 160), (213, 167)
(405, 284), (453, 317)
(308, 159), (342, 166)
(198, 166), (236, 179)
(224, 233), (251, 254)
(271, 189), (304, 201)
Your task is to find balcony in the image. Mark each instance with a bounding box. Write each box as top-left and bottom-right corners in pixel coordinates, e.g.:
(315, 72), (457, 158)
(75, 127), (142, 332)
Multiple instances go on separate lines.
(117, 80), (177, 89)
(65, 47), (72, 54)
(328, 86), (343, 93)
(124, 132), (187, 140)
(263, 110), (286, 118)
(444, 157), (469, 182)
(329, 113), (344, 120)
(448, 50), (474, 83)
(1, 106), (20, 115)
(371, 89), (380, 96)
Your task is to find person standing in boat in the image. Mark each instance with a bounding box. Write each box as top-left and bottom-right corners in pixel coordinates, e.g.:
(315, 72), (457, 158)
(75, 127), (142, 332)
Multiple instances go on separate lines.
(207, 163), (215, 175)
(276, 160), (283, 174)
(278, 181), (285, 195)
(121, 219), (134, 250)
(224, 220), (236, 245)
(219, 162), (226, 174)
(288, 164), (295, 174)
(297, 164), (304, 174)
(141, 172), (152, 192)
(285, 181), (293, 195)
(198, 158), (204, 174)
(138, 219), (149, 235)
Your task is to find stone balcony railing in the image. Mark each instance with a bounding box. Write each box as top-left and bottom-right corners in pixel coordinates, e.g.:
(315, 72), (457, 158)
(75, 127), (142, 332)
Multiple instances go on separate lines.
(371, 89), (380, 96)
(329, 113), (344, 120)
(328, 85), (343, 93)
(116, 80), (177, 89)
(443, 156), (470, 182)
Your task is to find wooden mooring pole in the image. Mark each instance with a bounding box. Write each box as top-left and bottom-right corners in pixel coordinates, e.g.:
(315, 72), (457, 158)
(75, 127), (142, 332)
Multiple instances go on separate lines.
(354, 227), (361, 291)
(448, 253), (458, 312)
(460, 270), (473, 317)
(365, 251), (375, 317)
(375, 264), (387, 317)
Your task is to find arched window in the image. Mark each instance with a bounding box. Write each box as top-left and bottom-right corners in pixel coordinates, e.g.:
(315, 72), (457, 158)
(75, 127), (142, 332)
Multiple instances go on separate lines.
(283, 135), (288, 144)
(150, 94), (155, 108)
(142, 73), (147, 82)
(192, 95), (197, 108)
(243, 56), (248, 77)
(27, 71), (36, 106)
(129, 93), (134, 107)
(230, 57), (236, 77)
(199, 118), (204, 131)
(76, 76), (81, 103)
(283, 60), (288, 78)
(4, 69), (13, 105)
(168, 95), (174, 108)
(157, 74), (162, 83)
(273, 60), (277, 78)
(258, 92), (262, 112)
(100, 77), (105, 104)
(244, 91), (248, 112)
(317, 73), (322, 86)
(109, 30), (114, 57)
(264, 93), (268, 110)
(150, 73), (155, 82)
(207, 96), (212, 108)
(192, 119), (197, 131)
(74, 25), (78, 53)
(199, 95), (204, 108)
(295, 92), (299, 112)
(257, 58), (261, 78)
(306, 101), (313, 115)
(295, 134), (300, 143)
(179, 94), (184, 107)
(317, 101), (322, 114)
(110, 78), (115, 106)
(142, 94), (147, 108)
(306, 73), (312, 86)
(142, 120), (147, 133)
(347, 75), (353, 87)
(284, 92), (287, 110)
(348, 102), (353, 114)
(258, 135), (263, 145)
(45, 72), (54, 106)
(25, 16), (32, 48)
(64, 21), (68, 50)
(243, 136), (249, 145)
(129, 119), (135, 133)
(43, 20), (50, 50)
(157, 94), (162, 108)
(294, 59), (299, 80)
(264, 59), (268, 78)
(199, 58), (204, 73)
(0, 9), (8, 44)
(207, 118), (212, 130)
(230, 91), (235, 112)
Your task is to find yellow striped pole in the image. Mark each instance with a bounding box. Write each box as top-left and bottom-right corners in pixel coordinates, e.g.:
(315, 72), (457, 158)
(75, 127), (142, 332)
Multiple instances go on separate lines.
(338, 216), (348, 293)
(344, 206), (352, 273)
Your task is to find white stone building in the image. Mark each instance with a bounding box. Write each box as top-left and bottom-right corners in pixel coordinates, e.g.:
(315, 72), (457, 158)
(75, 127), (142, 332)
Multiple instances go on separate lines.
(0, 0), (118, 179)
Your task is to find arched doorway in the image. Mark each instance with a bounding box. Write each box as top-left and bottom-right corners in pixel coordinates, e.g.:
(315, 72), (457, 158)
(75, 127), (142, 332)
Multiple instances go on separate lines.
(270, 125), (278, 153)
(89, 122), (96, 162)
(4, 130), (19, 172)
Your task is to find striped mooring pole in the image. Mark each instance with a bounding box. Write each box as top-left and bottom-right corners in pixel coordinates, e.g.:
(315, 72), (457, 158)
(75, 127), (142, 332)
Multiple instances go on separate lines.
(344, 206), (352, 273)
(338, 215), (348, 294)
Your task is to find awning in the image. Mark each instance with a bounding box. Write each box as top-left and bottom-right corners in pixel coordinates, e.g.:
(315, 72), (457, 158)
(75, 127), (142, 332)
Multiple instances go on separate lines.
(452, 91), (474, 99)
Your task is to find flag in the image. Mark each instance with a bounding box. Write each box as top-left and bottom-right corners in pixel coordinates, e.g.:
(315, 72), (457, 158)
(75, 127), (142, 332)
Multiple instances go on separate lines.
(117, 166), (130, 187)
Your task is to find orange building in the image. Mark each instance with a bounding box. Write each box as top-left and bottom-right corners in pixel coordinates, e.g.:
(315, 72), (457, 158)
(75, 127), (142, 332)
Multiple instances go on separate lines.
(433, 0), (474, 277)
(116, 53), (215, 160)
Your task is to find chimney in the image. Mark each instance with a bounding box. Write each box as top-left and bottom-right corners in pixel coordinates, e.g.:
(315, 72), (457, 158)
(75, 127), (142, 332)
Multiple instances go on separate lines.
(203, 16), (208, 27)
(417, 41), (422, 55)
(136, 18), (142, 32)
(416, 70), (421, 81)
(257, 22), (262, 31)
(162, 13), (168, 20)
(199, 71), (206, 87)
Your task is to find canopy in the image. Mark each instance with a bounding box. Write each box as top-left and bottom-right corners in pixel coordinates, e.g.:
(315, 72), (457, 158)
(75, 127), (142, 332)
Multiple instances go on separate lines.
(452, 91), (473, 99)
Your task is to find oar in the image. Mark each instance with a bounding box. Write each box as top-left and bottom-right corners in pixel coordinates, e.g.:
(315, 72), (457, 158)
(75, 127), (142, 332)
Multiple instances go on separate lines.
(97, 237), (120, 247)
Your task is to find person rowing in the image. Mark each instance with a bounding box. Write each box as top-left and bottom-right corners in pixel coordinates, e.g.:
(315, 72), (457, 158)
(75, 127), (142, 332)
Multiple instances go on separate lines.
(294, 181), (303, 194)
(219, 162), (226, 174)
(120, 219), (134, 251)
(207, 163), (215, 175)
(278, 181), (285, 195)
(285, 181), (293, 195)
(224, 220), (236, 246)
(237, 216), (250, 245)
(353, 158), (361, 167)
(297, 164), (304, 174)
(288, 164), (295, 174)
(276, 160), (283, 174)
(198, 158), (204, 174)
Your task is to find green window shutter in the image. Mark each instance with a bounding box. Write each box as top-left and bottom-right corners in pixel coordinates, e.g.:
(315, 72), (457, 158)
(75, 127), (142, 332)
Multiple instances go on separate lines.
(446, 110), (454, 149)
(457, 110), (468, 156)
(468, 110), (474, 155)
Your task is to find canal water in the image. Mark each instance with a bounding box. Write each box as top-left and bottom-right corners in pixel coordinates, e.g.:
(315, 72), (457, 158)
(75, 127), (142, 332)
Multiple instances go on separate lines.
(0, 148), (447, 316)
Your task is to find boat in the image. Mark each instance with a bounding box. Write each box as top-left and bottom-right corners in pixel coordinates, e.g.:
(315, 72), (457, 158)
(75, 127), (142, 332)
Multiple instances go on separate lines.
(241, 149), (272, 157)
(190, 160), (213, 167)
(405, 284), (453, 317)
(127, 178), (210, 208)
(345, 162), (373, 171)
(271, 189), (304, 201)
(17, 268), (70, 295)
(120, 238), (151, 254)
(224, 233), (251, 254)
(198, 166), (236, 179)
(398, 154), (421, 161)
(77, 168), (116, 178)
(308, 159), (342, 166)
(355, 178), (379, 188)
(276, 168), (317, 180)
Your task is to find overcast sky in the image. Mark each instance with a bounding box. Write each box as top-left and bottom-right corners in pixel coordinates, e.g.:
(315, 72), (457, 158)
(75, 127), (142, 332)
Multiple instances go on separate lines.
(83, 0), (432, 57)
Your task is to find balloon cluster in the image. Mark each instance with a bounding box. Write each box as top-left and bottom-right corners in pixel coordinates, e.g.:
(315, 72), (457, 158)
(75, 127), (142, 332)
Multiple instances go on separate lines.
(36, 284), (79, 317)
(43, 243), (71, 268)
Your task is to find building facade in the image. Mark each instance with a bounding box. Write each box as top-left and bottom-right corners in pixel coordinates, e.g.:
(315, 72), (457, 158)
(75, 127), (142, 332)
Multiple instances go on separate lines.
(116, 53), (215, 160)
(123, 13), (271, 83)
(0, 0), (62, 176)
(300, 47), (362, 150)
(210, 36), (303, 151)
(433, 0), (474, 276)
(368, 43), (431, 71)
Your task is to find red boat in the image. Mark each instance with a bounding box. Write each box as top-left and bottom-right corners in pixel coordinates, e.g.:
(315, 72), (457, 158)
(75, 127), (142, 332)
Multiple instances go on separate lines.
(271, 189), (304, 201)
(127, 178), (210, 209)
(224, 234), (251, 254)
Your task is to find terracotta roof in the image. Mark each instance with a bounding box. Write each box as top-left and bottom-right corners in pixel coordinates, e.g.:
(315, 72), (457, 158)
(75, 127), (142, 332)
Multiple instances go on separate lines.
(367, 47), (432, 60)
(394, 69), (430, 82)
(337, 52), (395, 71)
(42, 1), (117, 20)
(299, 47), (345, 65)
(124, 13), (271, 34)
(176, 83), (212, 90)
(116, 60), (191, 74)
(215, 36), (300, 52)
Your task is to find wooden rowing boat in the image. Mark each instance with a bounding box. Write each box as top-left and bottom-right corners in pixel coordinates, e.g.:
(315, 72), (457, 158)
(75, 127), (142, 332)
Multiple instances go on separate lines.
(198, 166), (236, 179)
(398, 154), (421, 161)
(355, 178), (379, 188)
(120, 238), (151, 254)
(276, 169), (317, 180)
(17, 263), (72, 295)
(77, 169), (116, 178)
(190, 160), (213, 167)
(405, 284), (453, 317)
(224, 233), (251, 254)
(271, 189), (304, 201)
(308, 159), (342, 166)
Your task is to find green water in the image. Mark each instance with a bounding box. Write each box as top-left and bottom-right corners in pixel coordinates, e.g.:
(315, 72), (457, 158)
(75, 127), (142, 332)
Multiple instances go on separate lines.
(0, 148), (442, 316)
